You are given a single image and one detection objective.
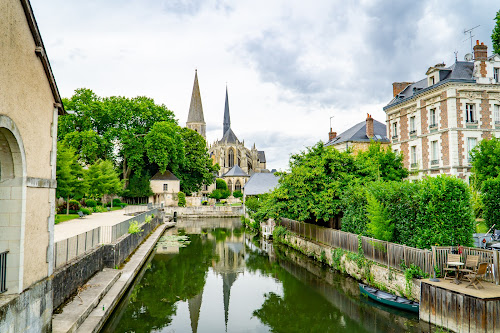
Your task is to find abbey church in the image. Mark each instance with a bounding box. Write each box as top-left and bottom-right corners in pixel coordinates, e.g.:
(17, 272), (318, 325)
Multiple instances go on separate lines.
(186, 70), (268, 191)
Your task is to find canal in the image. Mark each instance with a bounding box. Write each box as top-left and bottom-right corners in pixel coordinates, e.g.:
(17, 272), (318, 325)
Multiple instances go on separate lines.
(102, 218), (432, 332)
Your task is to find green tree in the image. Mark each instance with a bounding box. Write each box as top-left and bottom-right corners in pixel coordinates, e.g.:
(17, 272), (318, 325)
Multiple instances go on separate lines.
(470, 136), (500, 189)
(356, 142), (409, 181)
(493, 9), (500, 55)
(366, 193), (394, 241)
(63, 130), (110, 165)
(482, 178), (500, 229)
(178, 191), (186, 207)
(145, 122), (184, 175)
(216, 178), (228, 190)
(85, 160), (122, 203)
(56, 142), (86, 214)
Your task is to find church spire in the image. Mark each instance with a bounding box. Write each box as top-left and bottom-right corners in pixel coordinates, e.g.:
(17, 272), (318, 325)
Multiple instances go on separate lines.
(223, 85), (230, 136)
(186, 69), (206, 139)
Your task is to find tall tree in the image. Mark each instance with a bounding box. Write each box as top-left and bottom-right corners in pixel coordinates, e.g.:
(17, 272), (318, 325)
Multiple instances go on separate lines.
(145, 122), (185, 174)
(470, 136), (500, 189)
(356, 142), (409, 181)
(85, 160), (122, 202)
(56, 142), (86, 214)
(493, 9), (500, 55)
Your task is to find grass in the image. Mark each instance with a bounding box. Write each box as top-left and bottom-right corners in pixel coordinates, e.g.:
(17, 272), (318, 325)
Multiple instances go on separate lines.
(230, 203), (242, 207)
(476, 220), (489, 233)
(55, 214), (80, 224)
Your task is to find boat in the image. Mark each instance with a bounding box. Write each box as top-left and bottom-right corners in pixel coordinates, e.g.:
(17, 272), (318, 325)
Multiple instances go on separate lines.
(359, 283), (419, 314)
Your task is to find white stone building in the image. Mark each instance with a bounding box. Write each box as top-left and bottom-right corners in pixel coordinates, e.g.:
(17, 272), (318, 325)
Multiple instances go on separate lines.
(149, 170), (180, 206)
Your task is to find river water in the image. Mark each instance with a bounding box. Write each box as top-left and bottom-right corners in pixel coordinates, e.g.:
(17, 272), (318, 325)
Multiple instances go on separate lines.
(102, 218), (432, 333)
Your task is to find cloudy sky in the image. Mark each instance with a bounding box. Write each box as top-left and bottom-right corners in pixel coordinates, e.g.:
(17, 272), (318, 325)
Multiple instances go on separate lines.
(30, 0), (499, 170)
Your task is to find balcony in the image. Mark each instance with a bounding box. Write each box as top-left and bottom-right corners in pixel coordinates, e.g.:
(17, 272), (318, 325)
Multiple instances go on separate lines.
(0, 250), (8, 294)
(466, 120), (478, 129)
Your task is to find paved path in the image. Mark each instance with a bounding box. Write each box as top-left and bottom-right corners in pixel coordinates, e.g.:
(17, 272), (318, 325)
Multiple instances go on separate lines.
(54, 206), (150, 242)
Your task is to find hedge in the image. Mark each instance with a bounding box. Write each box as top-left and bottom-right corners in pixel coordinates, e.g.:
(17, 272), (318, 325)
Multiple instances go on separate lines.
(341, 175), (474, 249)
(482, 177), (500, 229)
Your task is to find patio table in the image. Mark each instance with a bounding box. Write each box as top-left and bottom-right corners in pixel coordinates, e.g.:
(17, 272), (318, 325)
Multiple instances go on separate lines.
(447, 261), (464, 285)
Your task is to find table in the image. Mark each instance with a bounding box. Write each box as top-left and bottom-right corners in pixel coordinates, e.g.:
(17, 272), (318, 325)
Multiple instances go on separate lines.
(447, 261), (464, 284)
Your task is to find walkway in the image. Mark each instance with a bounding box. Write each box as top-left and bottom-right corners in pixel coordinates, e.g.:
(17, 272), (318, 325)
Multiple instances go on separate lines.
(54, 206), (150, 242)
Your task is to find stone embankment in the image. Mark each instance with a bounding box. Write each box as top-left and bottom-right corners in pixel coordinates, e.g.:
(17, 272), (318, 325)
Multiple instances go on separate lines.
(277, 233), (420, 301)
(164, 206), (243, 218)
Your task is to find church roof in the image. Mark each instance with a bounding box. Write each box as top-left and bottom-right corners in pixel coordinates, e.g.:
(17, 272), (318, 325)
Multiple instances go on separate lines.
(257, 151), (266, 163)
(220, 128), (239, 144)
(223, 86), (231, 136)
(222, 165), (249, 177)
(243, 173), (279, 196)
(325, 119), (389, 146)
(187, 70), (205, 123)
(151, 170), (180, 181)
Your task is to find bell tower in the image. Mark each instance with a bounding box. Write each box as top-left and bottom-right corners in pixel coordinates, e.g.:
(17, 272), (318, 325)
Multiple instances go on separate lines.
(186, 69), (206, 139)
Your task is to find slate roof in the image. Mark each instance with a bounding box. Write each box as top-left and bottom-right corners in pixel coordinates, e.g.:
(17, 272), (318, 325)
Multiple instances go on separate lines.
(222, 165), (249, 177)
(223, 86), (231, 136)
(151, 170), (180, 181)
(219, 128), (239, 144)
(325, 119), (389, 146)
(187, 70), (205, 123)
(257, 151), (266, 163)
(243, 173), (279, 196)
(385, 61), (475, 109)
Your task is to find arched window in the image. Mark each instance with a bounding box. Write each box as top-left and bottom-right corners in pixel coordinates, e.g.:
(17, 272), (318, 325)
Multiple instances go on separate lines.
(228, 149), (234, 168)
(235, 180), (241, 191)
(247, 161), (252, 171)
(227, 180), (233, 192)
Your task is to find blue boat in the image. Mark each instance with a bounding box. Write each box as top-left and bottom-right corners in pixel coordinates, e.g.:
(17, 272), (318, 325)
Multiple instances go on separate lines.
(359, 283), (419, 314)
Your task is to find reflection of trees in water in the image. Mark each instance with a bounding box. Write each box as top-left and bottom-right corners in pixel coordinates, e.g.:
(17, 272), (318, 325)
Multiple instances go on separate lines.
(108, 234), (215, 333)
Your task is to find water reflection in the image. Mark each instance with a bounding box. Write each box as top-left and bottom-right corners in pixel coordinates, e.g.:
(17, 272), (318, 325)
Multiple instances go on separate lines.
(102, 218), (429, 333)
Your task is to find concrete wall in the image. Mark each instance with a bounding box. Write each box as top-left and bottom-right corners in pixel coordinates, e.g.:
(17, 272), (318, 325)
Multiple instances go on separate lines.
(164, 206), (243, 218)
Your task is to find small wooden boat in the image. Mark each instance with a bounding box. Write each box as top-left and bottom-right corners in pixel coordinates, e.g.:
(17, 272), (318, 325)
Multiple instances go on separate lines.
(359, 283), (419, 313)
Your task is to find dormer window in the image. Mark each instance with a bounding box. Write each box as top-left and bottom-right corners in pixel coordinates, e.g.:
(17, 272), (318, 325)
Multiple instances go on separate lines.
(465, 104), (477, 124)
(495, 68), (499, 83)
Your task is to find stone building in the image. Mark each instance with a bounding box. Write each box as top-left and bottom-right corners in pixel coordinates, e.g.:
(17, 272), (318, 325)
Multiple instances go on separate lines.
(149, 170), (180, 206)
(384, 40), (500, 181)
(222, 165), (249, 192)
(0, 0), (64, 331)
(325, 114), (390, 152)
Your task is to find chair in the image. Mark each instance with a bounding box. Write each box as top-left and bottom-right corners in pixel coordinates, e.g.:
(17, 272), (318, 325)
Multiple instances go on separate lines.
(463, 262), (488, 289)
(444, 253), (462, 280)
(77, 211), (85, 218)
(459, 255), (479, 275)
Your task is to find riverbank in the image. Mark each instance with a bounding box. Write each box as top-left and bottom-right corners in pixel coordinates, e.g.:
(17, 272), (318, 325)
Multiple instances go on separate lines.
(275, 232), (421, 301)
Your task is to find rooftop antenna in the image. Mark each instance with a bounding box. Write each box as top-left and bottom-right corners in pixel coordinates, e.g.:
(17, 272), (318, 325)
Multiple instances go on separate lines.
(329, 115), (334, 130)
(463, 25), (480, 54)
(454, 50), (458, 62)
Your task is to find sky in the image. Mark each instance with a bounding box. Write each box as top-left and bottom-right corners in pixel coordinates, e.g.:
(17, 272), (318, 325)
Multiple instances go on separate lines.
(30, 0), (499, 171)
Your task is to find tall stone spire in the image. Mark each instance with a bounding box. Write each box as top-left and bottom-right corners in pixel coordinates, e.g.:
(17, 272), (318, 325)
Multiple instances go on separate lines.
(223, 86), (230, 136)
(186, 69), (206, 139)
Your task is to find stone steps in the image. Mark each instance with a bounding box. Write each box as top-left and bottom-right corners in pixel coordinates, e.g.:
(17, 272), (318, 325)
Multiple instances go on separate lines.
(51, 269), (121, 333)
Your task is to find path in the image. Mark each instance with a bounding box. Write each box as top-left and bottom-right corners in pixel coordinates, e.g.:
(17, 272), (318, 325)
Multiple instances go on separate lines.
(54, 206), (150, 242)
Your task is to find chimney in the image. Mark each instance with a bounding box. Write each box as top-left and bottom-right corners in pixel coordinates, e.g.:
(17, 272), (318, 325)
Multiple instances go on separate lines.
(366, 114), (374, 138)
(473, 40), (488, 61)
(328, 128), (337, 141)
(392, 82), (412, 97)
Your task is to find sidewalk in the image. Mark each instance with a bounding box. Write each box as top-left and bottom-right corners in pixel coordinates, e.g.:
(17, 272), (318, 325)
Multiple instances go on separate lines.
(54, 207), (147, 242)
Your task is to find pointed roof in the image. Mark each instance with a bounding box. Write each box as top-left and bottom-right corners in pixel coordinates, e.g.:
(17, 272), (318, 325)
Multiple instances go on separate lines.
(151, 170), (180, 181)
(222, 271), (238, 332)
(222, 165), (249, 177)
(187, 70), (205, 123)
(325, 119), (389, 146)
(223, 86), (231, 136)
(219, 128), (239, 144)
(188, 292), (203, 333)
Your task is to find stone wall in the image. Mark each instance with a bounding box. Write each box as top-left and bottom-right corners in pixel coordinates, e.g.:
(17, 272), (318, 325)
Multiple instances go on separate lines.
(0, 278), (52, 333)
(164, 206), (242, 218)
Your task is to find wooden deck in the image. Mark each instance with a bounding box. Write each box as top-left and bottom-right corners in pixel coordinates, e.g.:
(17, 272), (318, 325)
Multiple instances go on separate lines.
(420, 279), (500, 332)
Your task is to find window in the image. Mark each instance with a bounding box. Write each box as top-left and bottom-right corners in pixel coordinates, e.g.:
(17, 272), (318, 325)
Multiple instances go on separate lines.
(467, 138), (477, 163)
(465, 104), (476, 123)
(163, 184), (168, 191)
(495, 68), (499, 83)
(228, 149), (234, 168)
(410, 116), (416, 134)
(392, 122), (398, 139)
(393, 149), (399, 154)
(429, 76), (435, 86)
(410, 146), (417, 168)
(495, 105), (500, 124)
(235, 180), (242, 191)
(429, 109), (437, 128)
(431, 140), (439, 165)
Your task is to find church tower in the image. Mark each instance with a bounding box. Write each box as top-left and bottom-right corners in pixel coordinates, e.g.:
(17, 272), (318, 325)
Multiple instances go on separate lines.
(186, 69), (206, 139)
(223, 86), (230, 136)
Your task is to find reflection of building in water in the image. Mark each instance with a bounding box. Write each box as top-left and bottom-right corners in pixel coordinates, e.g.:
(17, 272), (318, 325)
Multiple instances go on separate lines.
(188, 292), (203, 333)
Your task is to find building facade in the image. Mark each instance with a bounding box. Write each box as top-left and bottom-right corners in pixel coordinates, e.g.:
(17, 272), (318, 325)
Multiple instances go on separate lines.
(384, 41), (500, 181)
(149, 170), (180, 206)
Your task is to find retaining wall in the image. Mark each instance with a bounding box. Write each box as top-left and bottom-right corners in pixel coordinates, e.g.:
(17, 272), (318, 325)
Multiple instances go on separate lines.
(164, 206), (242, 218)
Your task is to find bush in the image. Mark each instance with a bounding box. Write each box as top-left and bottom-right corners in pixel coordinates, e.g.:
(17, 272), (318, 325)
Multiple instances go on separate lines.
(145, 215), (153, 224)
(220, 189), (231, 199)
(80, 208), (92, 215)
(178, 192), (186, 207)
(482, 178), (500, 229)
(216, 179), (228, 190)
(93, 205), (106, 213)
(120, 203), (127, 208)
(233, 190), (243, 198)
(68, 200), (81, 211)
(209, 189), (222, 200)
(128, 220), (143, 234)
(113, 198), (122, 206)
(202, 200), (208, 206)
(273, 225), (288, 240)
(85, 199), (97, 208)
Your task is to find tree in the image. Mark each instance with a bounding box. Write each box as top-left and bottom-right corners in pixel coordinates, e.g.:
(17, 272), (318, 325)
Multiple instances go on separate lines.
(493, 9), (500, 55)
(56, 142), (86, 214)
(356, 142), (409, 181)
(481, 178), (500, 229)
(85, 160), (122, 202)
(470, 136), (500, 189)
(216, 179), (228, 190)
(366, 193), (394, 241)
(63, 130), (110, 165)
(177, 192), (186, 207)
(145, 122), (184, 175)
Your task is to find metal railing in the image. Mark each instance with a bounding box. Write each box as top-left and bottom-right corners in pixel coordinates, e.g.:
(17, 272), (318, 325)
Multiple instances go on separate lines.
(100, 208), (159, 243)
(54, 227), (100, 269)
(0, 251), (8, 293)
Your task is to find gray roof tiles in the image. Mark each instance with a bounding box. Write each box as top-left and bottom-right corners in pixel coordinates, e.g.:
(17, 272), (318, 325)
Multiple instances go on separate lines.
(325, 119), (389, 146)
(243, 173), (279, 196)
(187, 70), (205, 123)
(222, 165), (249, 177)
(151, 170), (180, 181)
(219, 128), (239, 144)
(257, 151), (266, 163)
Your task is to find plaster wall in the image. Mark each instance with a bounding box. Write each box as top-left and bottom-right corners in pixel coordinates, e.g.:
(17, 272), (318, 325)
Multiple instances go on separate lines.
(150, 179), (180, 194)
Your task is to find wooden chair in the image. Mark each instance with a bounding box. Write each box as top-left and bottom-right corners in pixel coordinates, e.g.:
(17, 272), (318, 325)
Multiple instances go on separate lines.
(459, 255), (479, 275)
(463, 262), (488, 289)
(444, 253), (462, 280)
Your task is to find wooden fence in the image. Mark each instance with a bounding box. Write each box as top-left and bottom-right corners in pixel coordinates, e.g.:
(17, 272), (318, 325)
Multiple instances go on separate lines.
(278, 218), (500, 284)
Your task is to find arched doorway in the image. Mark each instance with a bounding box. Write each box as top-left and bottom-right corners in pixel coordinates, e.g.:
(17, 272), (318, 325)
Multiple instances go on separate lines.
(0, 116), (26, 294)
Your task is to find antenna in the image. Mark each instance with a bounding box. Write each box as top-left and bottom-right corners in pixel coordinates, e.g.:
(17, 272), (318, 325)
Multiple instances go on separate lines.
(463, 25), (480, 54)
(329, 116), (334, 130)
(454, 50), (458, 62)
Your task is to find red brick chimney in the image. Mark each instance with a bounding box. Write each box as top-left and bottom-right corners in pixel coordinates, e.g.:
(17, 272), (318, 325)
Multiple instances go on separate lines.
(392, 82), (412, 97)
(366, 114), (374, 138)
(328, 128), (337, 141)
(474, 40), (488, 78)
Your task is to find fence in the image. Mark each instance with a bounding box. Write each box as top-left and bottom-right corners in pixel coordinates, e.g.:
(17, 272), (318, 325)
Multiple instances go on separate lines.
(100, 208), (159, 243)
(54, 227), (100, 269)
(0, 251), (7, 293)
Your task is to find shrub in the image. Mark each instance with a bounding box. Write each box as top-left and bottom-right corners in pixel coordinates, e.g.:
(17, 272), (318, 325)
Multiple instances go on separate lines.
(220, 189), (231, 199)
(209, 189), (222, 200)
(113, 198), (122, 206)
(94, 205), (106, 213)
(178, 192), (186, 207)
(273, 225), (288, 240)
(85, 199), (97, 208)
(128, 220), (143, 234)
(145, 215), (153, 224)
(80, 208), (92, 215)
(233, 190), (243, 198)
(202, 200), (208, 206)
(482, 178), (500, 229)
(216, 179), (228, 190)
(68, 200), (81, 211)
(120, 203), (127, 208)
